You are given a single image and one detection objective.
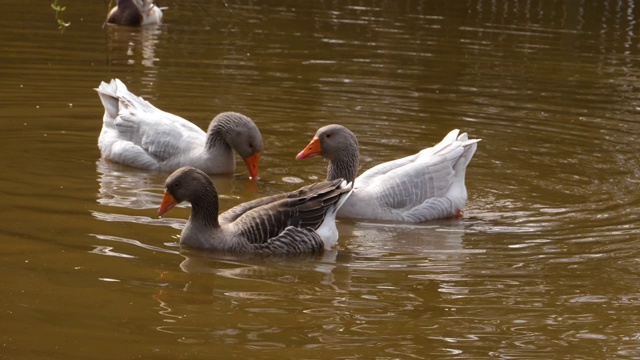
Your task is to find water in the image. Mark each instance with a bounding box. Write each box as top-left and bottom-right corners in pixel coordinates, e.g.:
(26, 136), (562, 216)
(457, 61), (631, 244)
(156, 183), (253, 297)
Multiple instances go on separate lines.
(1, 0), (639, 358)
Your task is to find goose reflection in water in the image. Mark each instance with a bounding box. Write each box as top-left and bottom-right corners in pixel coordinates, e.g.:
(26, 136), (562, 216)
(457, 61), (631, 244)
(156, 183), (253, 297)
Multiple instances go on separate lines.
(104, 21), (164, 93)
(93, 158), (246, 224)
(145, 226), (474, 339)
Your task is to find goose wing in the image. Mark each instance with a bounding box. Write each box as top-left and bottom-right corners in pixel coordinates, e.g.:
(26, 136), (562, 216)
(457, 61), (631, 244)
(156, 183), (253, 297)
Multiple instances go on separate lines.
(354, 129), (461, 188)
(246, 227), (325, 253)
(351, 148), (462, 220)
(342, 130), (480, 222)
(228, 179), (349, 246)
(219, 179), (348, 224)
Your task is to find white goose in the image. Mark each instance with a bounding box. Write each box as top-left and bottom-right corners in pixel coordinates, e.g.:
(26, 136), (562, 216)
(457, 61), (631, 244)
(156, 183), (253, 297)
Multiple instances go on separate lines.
(105, 0), (163, 26)
(158, 167), (352, 253)
(296, 125), (480, 223)
(96, 79), (263, 179)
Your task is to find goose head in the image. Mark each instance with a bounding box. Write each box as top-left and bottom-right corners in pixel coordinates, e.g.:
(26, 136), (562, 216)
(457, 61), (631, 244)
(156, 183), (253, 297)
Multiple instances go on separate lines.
(206, 112), (263, 180)
(158, 167), (220, 227)
(296, 124), (359, 183)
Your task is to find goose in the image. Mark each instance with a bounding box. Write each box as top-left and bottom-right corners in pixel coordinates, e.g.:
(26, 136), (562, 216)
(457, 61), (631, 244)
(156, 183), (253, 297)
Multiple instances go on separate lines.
(296, 125), (480, 223)
(96, 79), (263, 179)
(106, 0), (163, 26)
(158, 167), (353, 253)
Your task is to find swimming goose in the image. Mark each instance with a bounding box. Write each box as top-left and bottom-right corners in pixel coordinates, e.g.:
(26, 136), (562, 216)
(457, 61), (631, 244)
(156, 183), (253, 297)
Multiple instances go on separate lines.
(158, 167), (352, 253)
(296, 125), (480, 223)
(106, 0), (163, 26)
(96, 79), (263, 179)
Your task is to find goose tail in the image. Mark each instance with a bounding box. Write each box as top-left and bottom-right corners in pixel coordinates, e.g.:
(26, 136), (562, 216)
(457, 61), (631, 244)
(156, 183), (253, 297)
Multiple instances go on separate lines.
(95, 79), (157, 121)
(95, 79), (128, 120)
(143, 0), (164, 25)
(446, 133), (481, 210)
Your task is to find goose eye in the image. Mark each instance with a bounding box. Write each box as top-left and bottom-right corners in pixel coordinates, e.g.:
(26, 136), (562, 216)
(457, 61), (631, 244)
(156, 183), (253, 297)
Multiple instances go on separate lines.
(172, 182), (180, 189)
(325, 133), (332, 139)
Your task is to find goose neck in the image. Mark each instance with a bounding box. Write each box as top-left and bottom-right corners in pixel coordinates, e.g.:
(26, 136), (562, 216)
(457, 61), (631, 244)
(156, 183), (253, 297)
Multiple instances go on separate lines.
(328, 155), (358, 183)
(189, 188), (220, 229)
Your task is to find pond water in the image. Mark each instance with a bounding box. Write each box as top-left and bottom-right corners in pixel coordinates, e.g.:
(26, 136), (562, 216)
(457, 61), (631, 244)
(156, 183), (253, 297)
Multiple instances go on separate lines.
(2, 0), (639, 358)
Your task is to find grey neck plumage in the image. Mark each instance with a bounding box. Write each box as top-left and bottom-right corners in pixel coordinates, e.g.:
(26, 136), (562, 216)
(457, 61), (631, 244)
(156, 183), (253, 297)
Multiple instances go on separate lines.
(326, 145), (359, 184)
(188, 184), (220, 229)
(205, 119), (233, 151)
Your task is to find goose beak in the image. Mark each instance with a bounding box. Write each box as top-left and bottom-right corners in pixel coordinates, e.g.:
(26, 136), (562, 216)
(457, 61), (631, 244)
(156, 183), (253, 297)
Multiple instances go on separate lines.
(158, 191), (178, 216)
(243, 152), (261, 180)
(296, 136), (322, 159)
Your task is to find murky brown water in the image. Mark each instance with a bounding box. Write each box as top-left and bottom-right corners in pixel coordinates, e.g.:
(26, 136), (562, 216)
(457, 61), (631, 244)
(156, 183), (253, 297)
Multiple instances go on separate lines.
(2, 0), (640, 358)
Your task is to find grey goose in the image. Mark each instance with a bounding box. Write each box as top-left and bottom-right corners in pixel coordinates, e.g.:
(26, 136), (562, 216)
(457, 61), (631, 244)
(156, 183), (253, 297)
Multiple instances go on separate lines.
(158, 167), (353, 253)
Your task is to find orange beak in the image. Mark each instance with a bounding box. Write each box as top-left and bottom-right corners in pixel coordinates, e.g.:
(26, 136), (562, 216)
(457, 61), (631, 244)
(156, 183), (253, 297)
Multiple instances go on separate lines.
(296, 136), (322, 159)
(158, 191), (179, 216)
(243, 152), (261, 180)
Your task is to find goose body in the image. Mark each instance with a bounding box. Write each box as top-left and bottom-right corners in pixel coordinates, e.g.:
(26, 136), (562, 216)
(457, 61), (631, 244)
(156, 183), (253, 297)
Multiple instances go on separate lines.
(296, 125), (480, 223)
(158, 167), (353, 253)
(106, 0), (163, 26)
(96, 79), (263, 178)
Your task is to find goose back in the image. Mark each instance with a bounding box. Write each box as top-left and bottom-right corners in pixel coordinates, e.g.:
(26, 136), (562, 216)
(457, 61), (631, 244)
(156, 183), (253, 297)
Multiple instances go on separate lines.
(106, 0), (163, 26)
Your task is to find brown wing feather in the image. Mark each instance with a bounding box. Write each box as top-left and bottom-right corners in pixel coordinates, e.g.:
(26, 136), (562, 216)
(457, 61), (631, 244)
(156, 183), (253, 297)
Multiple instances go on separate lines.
(248, 227), (324, 253)
(231, 179), (347, 245)
(219, 180), (345, 224)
